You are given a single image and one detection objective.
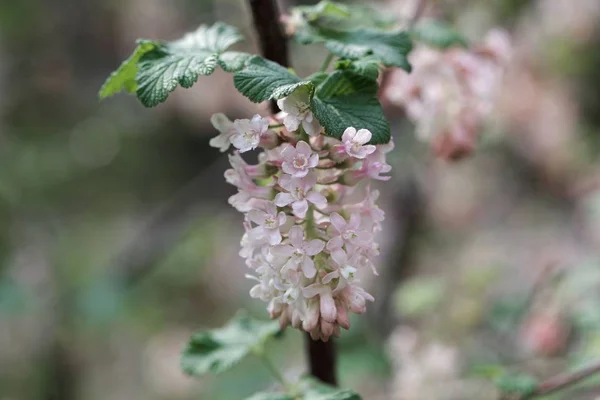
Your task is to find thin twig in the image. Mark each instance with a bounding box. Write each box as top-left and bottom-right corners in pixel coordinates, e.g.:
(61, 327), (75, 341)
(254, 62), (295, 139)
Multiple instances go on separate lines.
(248, 0), (289, 113)
(522, 360), (600, 399)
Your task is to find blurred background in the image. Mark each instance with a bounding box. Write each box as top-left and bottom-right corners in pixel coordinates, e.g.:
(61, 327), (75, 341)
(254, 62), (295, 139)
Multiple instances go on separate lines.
(2, 0), (600, 399)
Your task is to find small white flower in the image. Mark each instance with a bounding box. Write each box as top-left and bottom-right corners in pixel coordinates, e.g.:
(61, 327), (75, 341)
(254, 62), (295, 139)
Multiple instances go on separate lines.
(340, 127), (377, 159)
(270, 225), (325, 279)
(230, 114), (270, 153)
(274, 172), (327, 218)
(281, 141), (319, 178)
(277, 86), (322, 136)
(209, 113), (234, 152)
(246, 202), (287, 245)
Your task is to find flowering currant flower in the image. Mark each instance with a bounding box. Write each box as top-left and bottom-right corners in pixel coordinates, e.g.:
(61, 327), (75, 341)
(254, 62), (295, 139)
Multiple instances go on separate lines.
(327, 212), (371, 253)
(209, 113), (235, 152)
(277, 86), (322, 136)
(225, 152), (272, 211)
(219, 123), (390, 340)
(271, 225), (325, 279)
(281, 141), (319, 178)
(230, 114), (270, 153)
(382, 29), (511, 160)
(332, 127), (377, 160)
(246, 202), (287, 245)
(274, 172), (327, 218)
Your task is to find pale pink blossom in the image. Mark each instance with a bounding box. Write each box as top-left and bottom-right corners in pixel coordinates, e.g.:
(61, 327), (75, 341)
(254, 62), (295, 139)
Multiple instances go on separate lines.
(274, 172), (326, 218)
(326, 212), (371, 255)
(332, 127), (377, 160)
(277, 86), (322, 136)
(217, 115), (391, 340)
(343, 159), (392, 184)
(230, 114), (270, 153)
(281, 141), (318, 178)
(209, 113), (234, 152)
(246, 202), (287, 245)
(271, 226), (325, 279)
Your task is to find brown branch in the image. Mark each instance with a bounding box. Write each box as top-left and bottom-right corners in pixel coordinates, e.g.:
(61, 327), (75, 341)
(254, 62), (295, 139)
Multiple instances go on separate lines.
(521, 361), (600, 399)
(248, 0), (290, 114)
(305, 335), (338, 386)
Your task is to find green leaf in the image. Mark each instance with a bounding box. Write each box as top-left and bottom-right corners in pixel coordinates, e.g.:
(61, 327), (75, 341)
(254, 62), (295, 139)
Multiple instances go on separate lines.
(294, 1), (395, 30)
(310, 70), (390, 144)
(298, 377), (362, 400)
(297, 0), (351, 20)
(99, 22), (249, 107)
(181, 310), (280, 376)
(98, 40), (156, 98)
(245, 392), (293, 400)
(296, 26), (412, 71)
(335, 57), (381, 80)
(495, 373), (538, 396)
(136, 23), (249, 107)
(411, 20), (468, 49)
(233, 56), (313, 103)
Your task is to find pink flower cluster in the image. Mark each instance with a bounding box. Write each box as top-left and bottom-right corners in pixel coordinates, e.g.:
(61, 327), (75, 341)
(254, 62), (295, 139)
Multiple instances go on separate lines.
(210, 103), (392, 340)
(383, 29), (511, 160)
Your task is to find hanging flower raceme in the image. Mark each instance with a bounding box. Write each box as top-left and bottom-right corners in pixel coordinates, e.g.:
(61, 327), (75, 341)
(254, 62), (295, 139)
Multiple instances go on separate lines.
(209, 101), (390, 341)
(383, 29), (512, 160)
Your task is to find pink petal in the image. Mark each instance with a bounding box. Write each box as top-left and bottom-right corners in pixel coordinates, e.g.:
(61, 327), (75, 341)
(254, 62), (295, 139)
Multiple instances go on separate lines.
(303, 284), (326, 298)
(288, 225), (304, 248)
(302, 300), (320, 331)
(277, 212), (287, 226)
(336, 303), (351, 329)
(274, 192), (294, 207)
(246, 210), (267, 225)
(281, 162), (296, 176)
(326, 235), (344, 251)
(362, 144), (377, 155)
(292, 199), (309, 218)
(330, 248), (347, 266)
(329, 212), (347, 233)
(320, 291), (337, 323)
(268, 229), (282, 245)
(302, 256), (316, 278)
(304, 239), (325, 256)
(306, 191), (327, 207)
(270, 244), (294, 257)
(342, 127), (356, 143)
(348, 213), (361, 230)
(296, 140), (311, 155)
(322, 271), (338, 284)
(354, 129), (372, 144)
(307, 154), (319, 168)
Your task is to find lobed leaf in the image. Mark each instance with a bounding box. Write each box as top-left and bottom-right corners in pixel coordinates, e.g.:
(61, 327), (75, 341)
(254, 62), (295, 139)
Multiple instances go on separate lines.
(298, 377), (362, 400)
(98, 40), (156, 99)
(334, 56), (381, 80)
(295, 25), (412, 72)
(310, 70), (390, 144)
(99, 22), (249, 107)
(181, 310), (280, 376)
(245, 393), (294, 400)
(411, 20), (468, 49)
(294, 1), (395, 31)
(233, 56), (313, 103)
